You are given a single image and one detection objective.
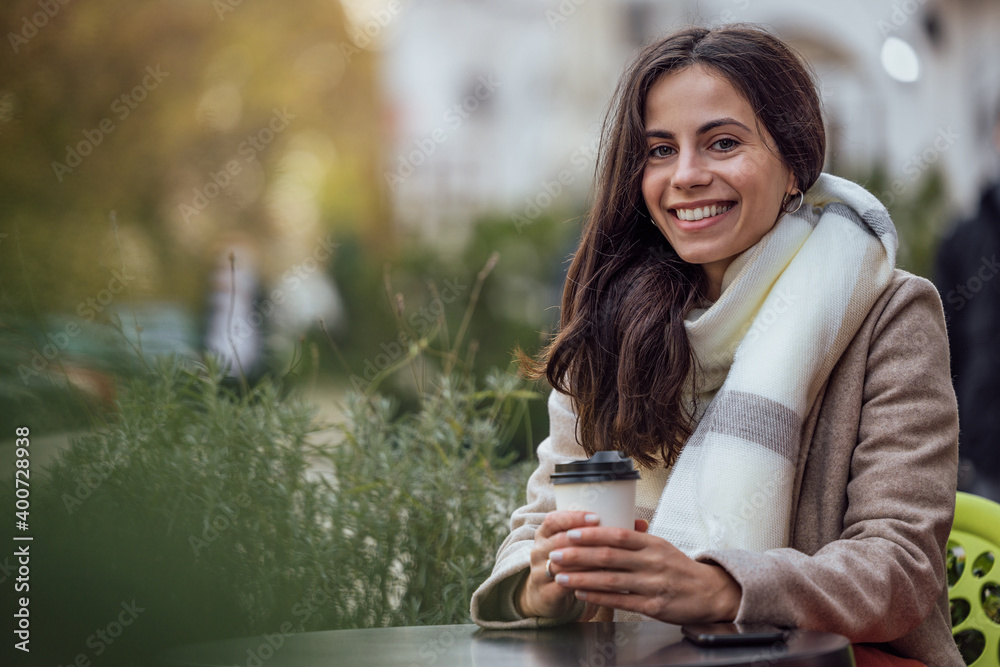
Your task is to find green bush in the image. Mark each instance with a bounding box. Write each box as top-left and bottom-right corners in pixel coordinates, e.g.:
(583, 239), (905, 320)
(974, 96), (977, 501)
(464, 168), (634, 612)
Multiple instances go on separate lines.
(5, 353), (534, 665)
(321, 214), (577, 461)
(323, 371), (535, 628)
(847, 165), (951, 279)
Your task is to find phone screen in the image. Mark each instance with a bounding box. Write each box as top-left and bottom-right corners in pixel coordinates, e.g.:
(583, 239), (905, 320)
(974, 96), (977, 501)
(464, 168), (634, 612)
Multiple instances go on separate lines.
(681, 623), (789, 647)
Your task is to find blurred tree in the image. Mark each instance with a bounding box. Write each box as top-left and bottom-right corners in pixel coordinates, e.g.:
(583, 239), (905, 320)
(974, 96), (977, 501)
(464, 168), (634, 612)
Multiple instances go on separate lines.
(0, 0), (385, 316)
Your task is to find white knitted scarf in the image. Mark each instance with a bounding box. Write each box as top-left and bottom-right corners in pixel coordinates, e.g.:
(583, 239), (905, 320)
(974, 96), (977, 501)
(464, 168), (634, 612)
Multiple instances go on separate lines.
(617, 173), (897, 621)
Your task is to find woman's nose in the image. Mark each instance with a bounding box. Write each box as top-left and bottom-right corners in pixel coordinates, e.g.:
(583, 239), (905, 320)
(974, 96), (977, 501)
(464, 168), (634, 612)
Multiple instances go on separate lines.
(671, 149), (711, 189)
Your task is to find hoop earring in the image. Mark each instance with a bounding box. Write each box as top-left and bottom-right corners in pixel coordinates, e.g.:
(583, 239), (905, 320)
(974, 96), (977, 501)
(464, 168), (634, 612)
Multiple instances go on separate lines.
(782, 190), (804, 214)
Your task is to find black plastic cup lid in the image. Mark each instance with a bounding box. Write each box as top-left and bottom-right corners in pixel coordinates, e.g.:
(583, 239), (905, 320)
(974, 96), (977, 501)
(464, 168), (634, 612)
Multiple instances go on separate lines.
(551, 450), (640, 484)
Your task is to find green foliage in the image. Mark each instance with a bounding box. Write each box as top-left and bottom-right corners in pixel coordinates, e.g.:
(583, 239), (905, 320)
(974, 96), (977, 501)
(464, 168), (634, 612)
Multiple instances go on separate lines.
(848, 165), (952, 278)
(5, 352), (532, 665)
(324, 372), (534, 628)
(322, 213), (577, 460)
(328, 212), (575, 376)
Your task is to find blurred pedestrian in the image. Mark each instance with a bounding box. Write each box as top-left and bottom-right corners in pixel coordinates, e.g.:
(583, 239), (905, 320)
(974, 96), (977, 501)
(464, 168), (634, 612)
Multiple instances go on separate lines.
(203, 237), (266, 386)
(934, 102), (1000, 503)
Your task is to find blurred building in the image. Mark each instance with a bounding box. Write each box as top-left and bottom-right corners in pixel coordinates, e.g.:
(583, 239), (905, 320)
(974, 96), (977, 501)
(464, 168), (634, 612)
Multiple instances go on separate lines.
(368, 0), (1000, 241)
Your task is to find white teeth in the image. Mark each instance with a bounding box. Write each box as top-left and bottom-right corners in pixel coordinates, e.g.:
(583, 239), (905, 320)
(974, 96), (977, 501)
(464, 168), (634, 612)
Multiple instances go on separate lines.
(674, 203), (732, 221)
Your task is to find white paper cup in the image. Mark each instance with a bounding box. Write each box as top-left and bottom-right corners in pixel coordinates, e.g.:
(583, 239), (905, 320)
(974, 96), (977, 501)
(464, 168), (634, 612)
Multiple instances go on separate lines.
(552, 479), (637, 530)
(551, 451), (640, 530)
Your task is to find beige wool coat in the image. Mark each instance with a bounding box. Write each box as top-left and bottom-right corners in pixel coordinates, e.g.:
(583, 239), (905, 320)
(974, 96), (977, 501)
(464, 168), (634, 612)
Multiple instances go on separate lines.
(471, 270), (964, 667)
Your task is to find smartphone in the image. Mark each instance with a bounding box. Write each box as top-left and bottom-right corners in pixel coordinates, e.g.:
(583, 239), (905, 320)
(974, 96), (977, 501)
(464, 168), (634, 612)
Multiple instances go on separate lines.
(681, 623), (789, 647)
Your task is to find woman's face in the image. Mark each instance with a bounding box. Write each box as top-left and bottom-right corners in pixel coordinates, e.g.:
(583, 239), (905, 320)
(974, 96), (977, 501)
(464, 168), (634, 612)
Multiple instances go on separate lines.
(641, 64), (795, 294)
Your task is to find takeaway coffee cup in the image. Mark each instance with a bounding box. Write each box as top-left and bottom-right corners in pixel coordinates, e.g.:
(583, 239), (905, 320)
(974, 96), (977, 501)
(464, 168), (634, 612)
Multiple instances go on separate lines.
(551, 451), (640, 530)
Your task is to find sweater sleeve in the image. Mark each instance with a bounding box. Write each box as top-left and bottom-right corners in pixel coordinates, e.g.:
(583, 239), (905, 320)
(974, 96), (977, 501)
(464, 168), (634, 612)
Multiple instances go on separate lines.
(469, 387), (591, 628)
(696, 277), (960, 647)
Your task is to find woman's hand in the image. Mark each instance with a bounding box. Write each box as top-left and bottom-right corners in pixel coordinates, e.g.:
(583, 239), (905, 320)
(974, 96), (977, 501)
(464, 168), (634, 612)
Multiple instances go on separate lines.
(515, 511), (649, 620)
(547, 524), (743, 624)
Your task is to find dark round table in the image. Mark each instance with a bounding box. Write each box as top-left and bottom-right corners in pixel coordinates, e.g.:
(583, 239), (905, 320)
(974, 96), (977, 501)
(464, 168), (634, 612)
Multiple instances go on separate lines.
(161, 622), (855, 667)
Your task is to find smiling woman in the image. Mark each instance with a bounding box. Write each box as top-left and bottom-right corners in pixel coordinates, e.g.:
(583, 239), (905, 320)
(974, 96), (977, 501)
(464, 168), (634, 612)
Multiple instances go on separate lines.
(642, 64), (796, 300)
(470, 25), (964, 667)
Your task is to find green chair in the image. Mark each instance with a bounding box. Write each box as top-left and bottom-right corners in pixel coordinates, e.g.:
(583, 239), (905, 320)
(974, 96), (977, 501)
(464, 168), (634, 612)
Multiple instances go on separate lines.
(949, 491), (1000, 666)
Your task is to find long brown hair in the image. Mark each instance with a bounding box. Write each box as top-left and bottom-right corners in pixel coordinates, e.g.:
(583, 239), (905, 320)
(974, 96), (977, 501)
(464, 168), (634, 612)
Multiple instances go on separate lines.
(523, 25), (826, 468)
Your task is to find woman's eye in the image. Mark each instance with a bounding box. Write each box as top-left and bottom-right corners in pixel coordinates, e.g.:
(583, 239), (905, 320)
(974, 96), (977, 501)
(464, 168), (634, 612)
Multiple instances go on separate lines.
(650, 145), (674, 158)
(713, 138), (738, 151)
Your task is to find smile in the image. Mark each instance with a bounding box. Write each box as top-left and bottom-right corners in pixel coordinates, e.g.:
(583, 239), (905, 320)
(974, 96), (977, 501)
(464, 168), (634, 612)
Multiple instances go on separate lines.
(671, 202), (735, 222)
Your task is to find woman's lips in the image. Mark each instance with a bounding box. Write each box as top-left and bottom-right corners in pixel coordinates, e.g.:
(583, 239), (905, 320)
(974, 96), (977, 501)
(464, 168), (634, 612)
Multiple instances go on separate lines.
(669, 202), (736, 230)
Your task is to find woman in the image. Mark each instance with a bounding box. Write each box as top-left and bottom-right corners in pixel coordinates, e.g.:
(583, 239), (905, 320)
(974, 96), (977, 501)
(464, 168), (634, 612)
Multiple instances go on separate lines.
(470, 25), (963, 667)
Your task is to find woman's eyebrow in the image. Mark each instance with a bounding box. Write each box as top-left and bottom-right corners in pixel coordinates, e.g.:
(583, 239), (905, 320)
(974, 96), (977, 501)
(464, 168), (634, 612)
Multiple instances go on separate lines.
(645, 117), (753, 140)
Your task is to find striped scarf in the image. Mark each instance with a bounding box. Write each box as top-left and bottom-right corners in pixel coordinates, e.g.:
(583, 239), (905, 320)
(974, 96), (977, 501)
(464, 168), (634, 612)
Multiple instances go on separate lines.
(619, 173), (897, 622)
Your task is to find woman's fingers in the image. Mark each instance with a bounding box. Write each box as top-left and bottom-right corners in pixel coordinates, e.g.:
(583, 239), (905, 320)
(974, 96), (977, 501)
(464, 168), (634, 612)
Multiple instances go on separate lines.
(517, 566), (568, 618)
(550, 537), (742, 624)
(536, 510), (600, 539)
(564, 525), (650, 550)
(543, 523), (653, 577)
(520, 512), (658, 620)
(555, 567), (640, 592)
(551, 544), (642, 573)
(519, 547), (585, 618)
(520, 511), (651, 620)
